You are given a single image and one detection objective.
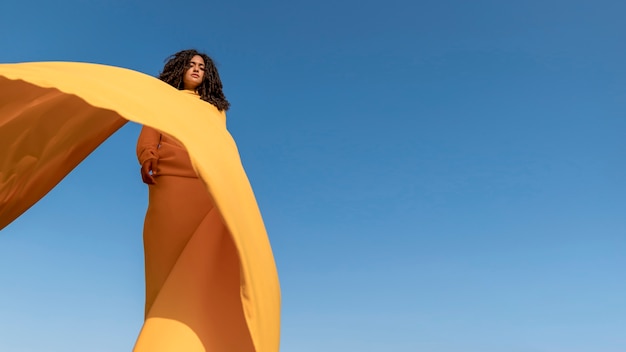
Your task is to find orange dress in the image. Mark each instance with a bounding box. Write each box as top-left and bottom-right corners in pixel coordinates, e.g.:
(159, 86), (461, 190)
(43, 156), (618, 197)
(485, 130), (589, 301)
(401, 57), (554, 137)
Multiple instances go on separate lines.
(135, 96), (255, 350)
(0, 62), (280, 352)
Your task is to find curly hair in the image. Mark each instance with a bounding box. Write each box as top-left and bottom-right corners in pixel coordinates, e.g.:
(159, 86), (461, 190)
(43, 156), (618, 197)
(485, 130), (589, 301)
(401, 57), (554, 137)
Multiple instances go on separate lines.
(158, 49), (230, 111)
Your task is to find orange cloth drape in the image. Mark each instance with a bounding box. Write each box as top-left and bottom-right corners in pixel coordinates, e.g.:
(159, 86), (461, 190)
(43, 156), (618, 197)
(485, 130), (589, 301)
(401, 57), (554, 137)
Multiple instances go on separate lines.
(0, 62), (280, 352)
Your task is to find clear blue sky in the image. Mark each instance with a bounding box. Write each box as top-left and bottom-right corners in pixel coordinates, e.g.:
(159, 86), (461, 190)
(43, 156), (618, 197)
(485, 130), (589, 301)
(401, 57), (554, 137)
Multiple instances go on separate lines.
(1, 0), (625, 351)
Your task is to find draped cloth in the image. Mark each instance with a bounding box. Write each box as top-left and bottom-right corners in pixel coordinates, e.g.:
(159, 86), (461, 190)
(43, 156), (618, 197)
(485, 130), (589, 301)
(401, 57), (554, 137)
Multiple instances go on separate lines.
(0, 62), (280, 352)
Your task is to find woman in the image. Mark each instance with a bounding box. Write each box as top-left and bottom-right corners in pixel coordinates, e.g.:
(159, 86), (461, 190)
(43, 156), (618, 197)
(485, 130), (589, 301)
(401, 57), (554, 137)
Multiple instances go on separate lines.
(134, 49), (254, 351)
(0, 54), (279, 351)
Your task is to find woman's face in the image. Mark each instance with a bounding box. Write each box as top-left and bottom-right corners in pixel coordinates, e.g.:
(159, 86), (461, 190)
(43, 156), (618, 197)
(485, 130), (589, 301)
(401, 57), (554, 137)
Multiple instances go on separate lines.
(183, 55), (205, 90)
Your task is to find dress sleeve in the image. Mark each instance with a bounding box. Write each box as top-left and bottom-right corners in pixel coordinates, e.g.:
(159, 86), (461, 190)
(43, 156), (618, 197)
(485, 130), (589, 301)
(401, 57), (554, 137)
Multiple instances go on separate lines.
(136, 125), (161, 165)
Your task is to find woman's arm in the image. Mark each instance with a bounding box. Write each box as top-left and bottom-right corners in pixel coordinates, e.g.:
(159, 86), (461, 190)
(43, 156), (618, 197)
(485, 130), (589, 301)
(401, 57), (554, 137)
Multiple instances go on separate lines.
(137, 126), (161, 164)
(136, 126), (161, 184)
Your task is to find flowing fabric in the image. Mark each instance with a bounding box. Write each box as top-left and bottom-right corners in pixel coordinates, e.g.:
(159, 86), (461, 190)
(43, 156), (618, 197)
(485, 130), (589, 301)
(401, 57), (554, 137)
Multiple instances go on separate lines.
(0, 62), (280, 352)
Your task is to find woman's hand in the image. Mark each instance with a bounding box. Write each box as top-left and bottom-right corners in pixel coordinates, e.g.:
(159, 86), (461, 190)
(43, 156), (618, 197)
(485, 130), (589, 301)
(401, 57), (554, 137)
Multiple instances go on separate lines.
(141, 158), (158, 184)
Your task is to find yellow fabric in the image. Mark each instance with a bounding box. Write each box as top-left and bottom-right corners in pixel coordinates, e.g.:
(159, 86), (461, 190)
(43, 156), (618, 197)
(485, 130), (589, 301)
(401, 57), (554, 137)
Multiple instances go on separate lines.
(0, 62), (280, 352)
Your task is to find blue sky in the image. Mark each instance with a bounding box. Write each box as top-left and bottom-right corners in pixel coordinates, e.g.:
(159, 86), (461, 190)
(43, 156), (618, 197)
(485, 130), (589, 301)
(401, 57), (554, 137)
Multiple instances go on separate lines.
(1, 0), (625, 351)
